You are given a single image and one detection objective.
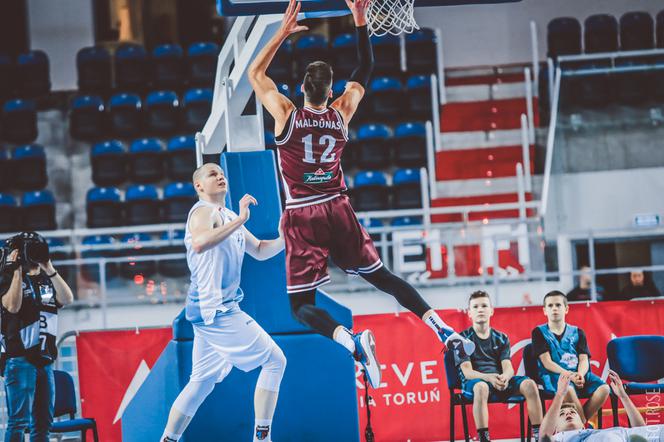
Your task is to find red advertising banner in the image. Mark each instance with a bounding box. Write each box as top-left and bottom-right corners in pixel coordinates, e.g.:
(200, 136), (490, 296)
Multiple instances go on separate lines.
(353, 300), (664, 442)
(76, 328), (172, 442)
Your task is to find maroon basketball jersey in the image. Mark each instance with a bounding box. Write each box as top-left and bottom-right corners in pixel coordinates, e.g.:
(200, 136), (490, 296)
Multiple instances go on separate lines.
(275, 106), (348, 208)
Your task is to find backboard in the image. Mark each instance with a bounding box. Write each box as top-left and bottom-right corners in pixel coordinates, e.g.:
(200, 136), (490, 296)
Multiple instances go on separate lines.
(217, 0), (521, 17)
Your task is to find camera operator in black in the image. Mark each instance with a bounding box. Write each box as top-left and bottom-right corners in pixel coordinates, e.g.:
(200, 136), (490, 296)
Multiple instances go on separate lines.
(0, 231), (74, 442)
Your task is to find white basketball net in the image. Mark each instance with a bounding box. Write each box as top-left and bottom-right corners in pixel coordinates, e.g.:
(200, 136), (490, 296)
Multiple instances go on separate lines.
(365, 0), (419, 36)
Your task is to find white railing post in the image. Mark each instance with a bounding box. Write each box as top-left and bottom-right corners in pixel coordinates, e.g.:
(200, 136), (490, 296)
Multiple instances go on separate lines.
(430, 74), (442, 159)
(425, 121), (437, 199)
(547, 57), (555, 109)
(434, 28), (446, 105)
(516, 163), (526, 221)
(399, 33), (407, 72)
(530, 20), (539, 95)
(420, 167), (431, 233)
(524, 67), (535, 144)
(520, 114), (532, 192)
(540, 67), (562, 217)
(194, 132), (204, 167)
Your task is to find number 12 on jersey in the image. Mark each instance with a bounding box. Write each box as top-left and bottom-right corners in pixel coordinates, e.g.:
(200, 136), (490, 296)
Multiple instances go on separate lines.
(302, 134), (337, 164)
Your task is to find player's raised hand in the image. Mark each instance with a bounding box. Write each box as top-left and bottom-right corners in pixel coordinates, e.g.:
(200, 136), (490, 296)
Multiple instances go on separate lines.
(345, 0), (370, 26)
(556, 371), (573, 396)
(608, 369), (627, 398)
(239, 194), (258, 223)
(279, 0), (308, 37)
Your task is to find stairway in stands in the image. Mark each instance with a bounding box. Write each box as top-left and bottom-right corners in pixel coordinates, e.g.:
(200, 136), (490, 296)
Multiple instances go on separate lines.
(433, 65), (539, 223)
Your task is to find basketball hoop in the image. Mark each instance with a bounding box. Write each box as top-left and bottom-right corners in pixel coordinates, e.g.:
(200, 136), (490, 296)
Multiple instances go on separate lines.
(365, 0), (419, 36)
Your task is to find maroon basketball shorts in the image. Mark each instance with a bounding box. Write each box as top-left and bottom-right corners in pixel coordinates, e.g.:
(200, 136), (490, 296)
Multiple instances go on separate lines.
(281, 194), (383, 294)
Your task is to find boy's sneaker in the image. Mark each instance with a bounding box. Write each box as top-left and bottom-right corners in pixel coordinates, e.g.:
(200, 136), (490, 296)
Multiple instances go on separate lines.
(352, 330), (381, 389)
(438, 329), (476, 358)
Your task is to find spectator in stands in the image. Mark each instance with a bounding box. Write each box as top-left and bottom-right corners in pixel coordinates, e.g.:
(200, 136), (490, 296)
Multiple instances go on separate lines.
(539, 370), (663, 441)
(619, 269), (662, 300)
(0, 232), (74, 442)
(566, 266), (604, 302)
(457, 291), (543, 442)
(531, 291), (609, 424)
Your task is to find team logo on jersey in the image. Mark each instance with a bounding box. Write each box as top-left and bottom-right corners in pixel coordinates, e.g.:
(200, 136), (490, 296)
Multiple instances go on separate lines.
(303, 168), (333, 184)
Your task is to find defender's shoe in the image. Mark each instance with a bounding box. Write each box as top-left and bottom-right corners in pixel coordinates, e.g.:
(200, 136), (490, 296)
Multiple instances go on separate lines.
(439, 329), (476, 358)
(353, 330), (381, 389)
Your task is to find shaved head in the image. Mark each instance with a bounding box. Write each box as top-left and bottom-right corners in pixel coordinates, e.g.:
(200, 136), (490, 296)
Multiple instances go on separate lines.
(192, 163), (222, 185)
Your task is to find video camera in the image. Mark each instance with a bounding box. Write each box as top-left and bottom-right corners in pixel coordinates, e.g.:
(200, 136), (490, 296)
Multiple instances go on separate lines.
(2, 231), (50, 270)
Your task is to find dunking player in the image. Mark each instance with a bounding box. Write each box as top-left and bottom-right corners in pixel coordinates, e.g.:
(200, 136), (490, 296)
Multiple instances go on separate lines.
(161, 163), (286, 442)
(248, 0), (475, 389)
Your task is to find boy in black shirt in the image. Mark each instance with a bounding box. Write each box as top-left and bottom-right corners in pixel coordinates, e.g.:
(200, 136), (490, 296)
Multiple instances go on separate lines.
(456, 291), (543, 442)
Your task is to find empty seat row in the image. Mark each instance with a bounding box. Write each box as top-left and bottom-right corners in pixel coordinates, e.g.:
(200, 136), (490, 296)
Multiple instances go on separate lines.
(0, 144), (48, 191)
(350, 168), (422, 212)
(1, 99), (38, 144)
(0, 50), (51, 99)
(77, 42), (219, 93)
(86, 182), (197, 227)
(548, 10), (664, 58)
(91, 136), (196, 186)
(70, 89), (212, 140)
(0, 190), (56, 232)
(80, 231), (188, 281)
(269, 28), (437, 82)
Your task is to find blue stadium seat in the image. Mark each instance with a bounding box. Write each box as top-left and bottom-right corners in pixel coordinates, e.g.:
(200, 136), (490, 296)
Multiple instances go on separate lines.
(584, 14), (619, 53)
(81, 235), (118, 282)
(369, 76), (403, 118)
(163, 182), (197, 223)
(294, 35), (329, 76)
(157, 230), (188, 278)
(125, 184), (161, 225)
(76, 46), (112, 93)
(22, 190), (56, 231)
(3, 99), (38, 144)
(145, 90), (180, 135)
(547, 17), (582, 58)
(406, 74), (432, 118)
(91, 140), (127, 186)
(267, 39), (293, 83)
(108, 93), (143, 138)
(16, 50), (50, 97)
(119, 233), (157, 281)
(0, 193), (19, 232)
(0, 54), (14, 100)
(128, 138), (164, 184)
(182, 88), (212, 131)
(331, 33), (357, 78)
(352, 170), (389, 211)
(152, 44), (185, 89)
(115, 43), (148, 91)
(371, 34), (401, 75)
(86, 186), (123, 228)
(355, 123), (391, 169)
(620, 12), (654, 50)
(166, 135), (196, 181)
(13, 144), (47, 191)
(187, 42), (219, 87)
(332, 79), (347, 98)
(358, 217), (384, 246)
(391, 216), (423, 227)
(394, 122), (427, 168)
(406, 28), (437, 74)
(0, 147), (8, 191)
(392, 168), (422, 209)
(69, 95), (106, 141)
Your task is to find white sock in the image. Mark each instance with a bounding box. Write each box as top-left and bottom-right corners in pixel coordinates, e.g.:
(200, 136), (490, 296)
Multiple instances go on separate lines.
(423, 310), (454, 337)
(160, 431), (181, 442)
(254, 418), (272, 441)
(333, 327), (356, 354)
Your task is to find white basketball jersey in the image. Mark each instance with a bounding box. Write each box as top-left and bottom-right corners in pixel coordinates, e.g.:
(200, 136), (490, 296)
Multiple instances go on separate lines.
(184, 200), (246, 325)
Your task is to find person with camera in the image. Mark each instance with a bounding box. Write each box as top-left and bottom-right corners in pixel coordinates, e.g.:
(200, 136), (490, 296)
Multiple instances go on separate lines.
(0, 231), (74, 442)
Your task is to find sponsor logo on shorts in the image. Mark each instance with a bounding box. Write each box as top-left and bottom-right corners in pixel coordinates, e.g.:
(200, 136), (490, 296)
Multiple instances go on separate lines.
(303, 168), (333, 184)
(246, 319), (255, 325)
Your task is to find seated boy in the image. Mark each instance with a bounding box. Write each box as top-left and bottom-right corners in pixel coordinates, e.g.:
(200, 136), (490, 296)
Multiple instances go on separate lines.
(457, 291), (543, 442)
(532, 291), (610, 423)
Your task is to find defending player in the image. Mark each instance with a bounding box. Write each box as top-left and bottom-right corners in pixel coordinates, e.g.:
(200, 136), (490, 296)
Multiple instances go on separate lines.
(248, 0), (475, 389)
(161, 163), (286, 442)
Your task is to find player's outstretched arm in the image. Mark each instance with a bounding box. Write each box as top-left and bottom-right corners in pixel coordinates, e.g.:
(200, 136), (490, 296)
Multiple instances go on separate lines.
(540, 372), (573, 437)
(331, 0), (373, 126)
(190, 195), (256, 253)
(248, 0), (305, 133)
(608, 370), (646, 427)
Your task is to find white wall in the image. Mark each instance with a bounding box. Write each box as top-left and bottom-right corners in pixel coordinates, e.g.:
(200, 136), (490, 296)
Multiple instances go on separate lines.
(415, 0), (664, 68)
(28, 0), (95, 91)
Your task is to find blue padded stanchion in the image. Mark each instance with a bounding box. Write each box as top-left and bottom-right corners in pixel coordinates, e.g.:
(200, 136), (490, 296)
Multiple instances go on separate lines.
(122, 150), (360, 441)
